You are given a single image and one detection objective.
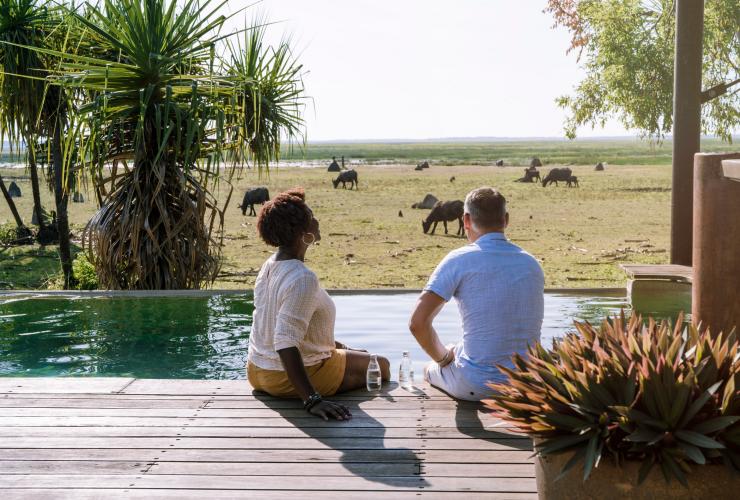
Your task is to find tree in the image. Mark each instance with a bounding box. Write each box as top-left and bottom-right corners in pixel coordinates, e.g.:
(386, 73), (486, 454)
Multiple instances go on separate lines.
(34, 0), (304, 289)
(545, 0), (739, 141)
(0, 0), (55, 240)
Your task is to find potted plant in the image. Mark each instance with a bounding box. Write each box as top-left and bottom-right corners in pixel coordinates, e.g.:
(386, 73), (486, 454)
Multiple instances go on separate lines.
(485, 313), (740, 499)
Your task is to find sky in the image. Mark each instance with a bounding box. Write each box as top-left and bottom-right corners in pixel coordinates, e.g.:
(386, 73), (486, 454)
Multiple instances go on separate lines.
(224, 1), (632, 141)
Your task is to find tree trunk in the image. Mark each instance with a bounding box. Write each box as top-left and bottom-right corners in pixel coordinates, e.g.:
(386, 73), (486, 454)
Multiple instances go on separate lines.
(51, 122), (73, 289)
(0, 173), (26, 228)
(28, 146), (46, 231)
(670, 0), (704, 266)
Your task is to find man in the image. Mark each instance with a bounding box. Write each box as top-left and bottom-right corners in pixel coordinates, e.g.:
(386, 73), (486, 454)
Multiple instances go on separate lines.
(409, 187), (544, 401)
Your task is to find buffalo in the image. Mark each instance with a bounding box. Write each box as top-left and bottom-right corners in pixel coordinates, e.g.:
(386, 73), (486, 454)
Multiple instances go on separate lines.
(239, 187), (270, 216)
(495, 159), (504, 167)
(542, 168), (573, 187)
(567, 176), (579, 187)
(332, 170), (358, 189)
(411, 193), (438, 209)
(422, 200), (464, 236)
(530, 157), (543, 168)
(516, 167), (541, 183)
(595, 162), (605, 171)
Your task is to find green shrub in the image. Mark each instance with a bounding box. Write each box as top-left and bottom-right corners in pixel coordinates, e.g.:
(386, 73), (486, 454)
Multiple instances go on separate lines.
(72, 254), (98, 290)
(0, 223), (16, 245)
(0, 222), (32, 245)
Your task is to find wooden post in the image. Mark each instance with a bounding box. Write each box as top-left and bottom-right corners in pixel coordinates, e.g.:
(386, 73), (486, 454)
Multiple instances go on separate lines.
(670, 0), (704, 266)
(692, 153), (740, 335)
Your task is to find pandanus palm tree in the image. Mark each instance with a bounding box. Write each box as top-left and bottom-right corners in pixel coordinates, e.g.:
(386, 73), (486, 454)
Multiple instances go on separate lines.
(223, 22), (306, 169)
(0, 0), (55, 239)
(33, 0), (304, 289)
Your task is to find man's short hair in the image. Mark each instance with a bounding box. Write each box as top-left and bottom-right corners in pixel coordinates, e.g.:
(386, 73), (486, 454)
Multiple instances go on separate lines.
(464, 187), (507, 230)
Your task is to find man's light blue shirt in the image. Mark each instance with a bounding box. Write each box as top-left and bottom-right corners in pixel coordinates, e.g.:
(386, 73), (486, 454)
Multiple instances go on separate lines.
(424, 232), (544, 388)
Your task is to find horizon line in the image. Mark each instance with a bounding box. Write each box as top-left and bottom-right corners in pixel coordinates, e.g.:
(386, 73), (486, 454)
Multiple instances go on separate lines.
(297, 134), (738, 144)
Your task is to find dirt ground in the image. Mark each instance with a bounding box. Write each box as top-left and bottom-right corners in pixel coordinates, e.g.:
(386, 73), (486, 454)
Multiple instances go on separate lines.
(1, 163), (671, 289)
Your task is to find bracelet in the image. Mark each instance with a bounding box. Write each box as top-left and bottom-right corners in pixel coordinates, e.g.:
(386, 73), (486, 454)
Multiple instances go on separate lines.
(436, 349), (452, 365)
(303, 392), (323, 412)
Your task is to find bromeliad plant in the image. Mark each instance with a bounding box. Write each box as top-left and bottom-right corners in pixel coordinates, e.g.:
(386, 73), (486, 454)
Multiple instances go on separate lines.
(485, 313), (740, 485)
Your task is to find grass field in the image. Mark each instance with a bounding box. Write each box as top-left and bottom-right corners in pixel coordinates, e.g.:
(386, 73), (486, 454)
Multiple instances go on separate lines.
(1, 158), (681, 290)
(280, 137), (739, 166)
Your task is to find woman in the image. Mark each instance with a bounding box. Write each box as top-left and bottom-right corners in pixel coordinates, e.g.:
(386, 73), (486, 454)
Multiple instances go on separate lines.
(247, 188), (390, 420)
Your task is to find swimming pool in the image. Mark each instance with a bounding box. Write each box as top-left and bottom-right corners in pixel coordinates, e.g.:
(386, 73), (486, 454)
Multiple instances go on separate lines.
(0, 290), (673, 380)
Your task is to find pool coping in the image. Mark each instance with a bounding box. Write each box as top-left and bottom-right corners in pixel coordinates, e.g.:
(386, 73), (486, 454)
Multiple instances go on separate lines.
(0, 287), (627, 298)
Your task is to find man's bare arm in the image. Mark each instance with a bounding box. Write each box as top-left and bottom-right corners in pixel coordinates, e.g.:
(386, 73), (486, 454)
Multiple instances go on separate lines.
(409, 291), (454, 366)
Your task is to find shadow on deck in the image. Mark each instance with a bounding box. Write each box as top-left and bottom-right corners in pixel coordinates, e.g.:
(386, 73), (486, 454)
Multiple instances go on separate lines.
(0, 377), (536, 498)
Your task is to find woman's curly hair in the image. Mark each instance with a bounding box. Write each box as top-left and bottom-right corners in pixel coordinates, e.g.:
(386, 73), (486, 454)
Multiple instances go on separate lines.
(257, 188), (313, 247)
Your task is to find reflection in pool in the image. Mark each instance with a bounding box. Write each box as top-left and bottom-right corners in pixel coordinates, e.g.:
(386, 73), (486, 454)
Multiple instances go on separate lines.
(0, 291), (677, 380)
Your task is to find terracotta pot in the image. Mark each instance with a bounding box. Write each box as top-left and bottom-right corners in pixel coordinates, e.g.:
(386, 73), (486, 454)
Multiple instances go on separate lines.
(536, 449), (740, 500)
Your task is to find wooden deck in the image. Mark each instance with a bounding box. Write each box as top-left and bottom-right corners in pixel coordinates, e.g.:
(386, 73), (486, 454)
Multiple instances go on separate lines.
(0, 377), (536, 499)
(620, 264), (693, 284)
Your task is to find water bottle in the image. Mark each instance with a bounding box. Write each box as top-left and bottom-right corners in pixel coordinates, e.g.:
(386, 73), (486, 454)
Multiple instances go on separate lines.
(399, 351), (413, 389)
(366, 354), (382, 391)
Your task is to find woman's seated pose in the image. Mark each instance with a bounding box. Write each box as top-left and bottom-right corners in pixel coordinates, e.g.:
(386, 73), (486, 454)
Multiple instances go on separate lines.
(246, 188), (390, 420)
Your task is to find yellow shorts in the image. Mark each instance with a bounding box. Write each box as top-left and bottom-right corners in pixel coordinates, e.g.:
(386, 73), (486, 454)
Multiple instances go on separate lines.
(247, 349), (347, 398)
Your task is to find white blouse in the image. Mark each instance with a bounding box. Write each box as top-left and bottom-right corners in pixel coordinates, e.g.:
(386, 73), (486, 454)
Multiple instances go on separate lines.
(247, 256), (336, 370)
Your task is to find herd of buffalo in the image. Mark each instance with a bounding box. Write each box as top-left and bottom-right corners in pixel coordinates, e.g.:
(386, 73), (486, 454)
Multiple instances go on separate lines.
(238, 158), (604, 236)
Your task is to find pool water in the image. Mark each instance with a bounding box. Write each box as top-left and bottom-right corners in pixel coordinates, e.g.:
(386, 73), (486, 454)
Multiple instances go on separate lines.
(0, 291), (656, 380)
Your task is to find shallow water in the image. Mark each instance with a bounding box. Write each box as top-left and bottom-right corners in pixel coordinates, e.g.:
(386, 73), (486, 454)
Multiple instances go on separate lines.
(0, 291), (643, 380)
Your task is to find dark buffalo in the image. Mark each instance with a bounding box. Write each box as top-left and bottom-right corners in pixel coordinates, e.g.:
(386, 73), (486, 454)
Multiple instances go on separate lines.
(332, 170), (358, 189)
(516, 167), (541, 183)
(567, 176), (579, 187)
(411, 193), (438, 209)
(418, 161), (430, 169)
(595, 162), (605, 171)
(422, 200), (464, 236)
(495, 159), (504, 167)
(530, 157), (542, 168)
(239, 187), (270, 216)
(542, 168), (573, 187)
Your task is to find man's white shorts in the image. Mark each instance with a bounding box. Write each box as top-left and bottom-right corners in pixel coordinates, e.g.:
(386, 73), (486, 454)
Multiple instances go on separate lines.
(424, 359), (490, 401)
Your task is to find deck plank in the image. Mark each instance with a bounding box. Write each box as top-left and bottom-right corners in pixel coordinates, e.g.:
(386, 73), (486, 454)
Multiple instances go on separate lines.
(119, 379), (450, 398)
(0, 397), (480, 410)
(0, 448), (534, 463)
(3, 490), (537, 499)
(0, 460), (534, 477)
(0, 473), (538, 492)
(0, 436), (528, 450)
(0, 378), (134, 394)
(0, 377), (537, 497)
(0, 425), (523, 439)
(0, 416), (510, 428)
(0, 407), (497, 418)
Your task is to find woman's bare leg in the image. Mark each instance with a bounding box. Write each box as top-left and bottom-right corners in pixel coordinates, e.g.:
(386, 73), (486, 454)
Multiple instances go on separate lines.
(336, 350), (390, 393)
